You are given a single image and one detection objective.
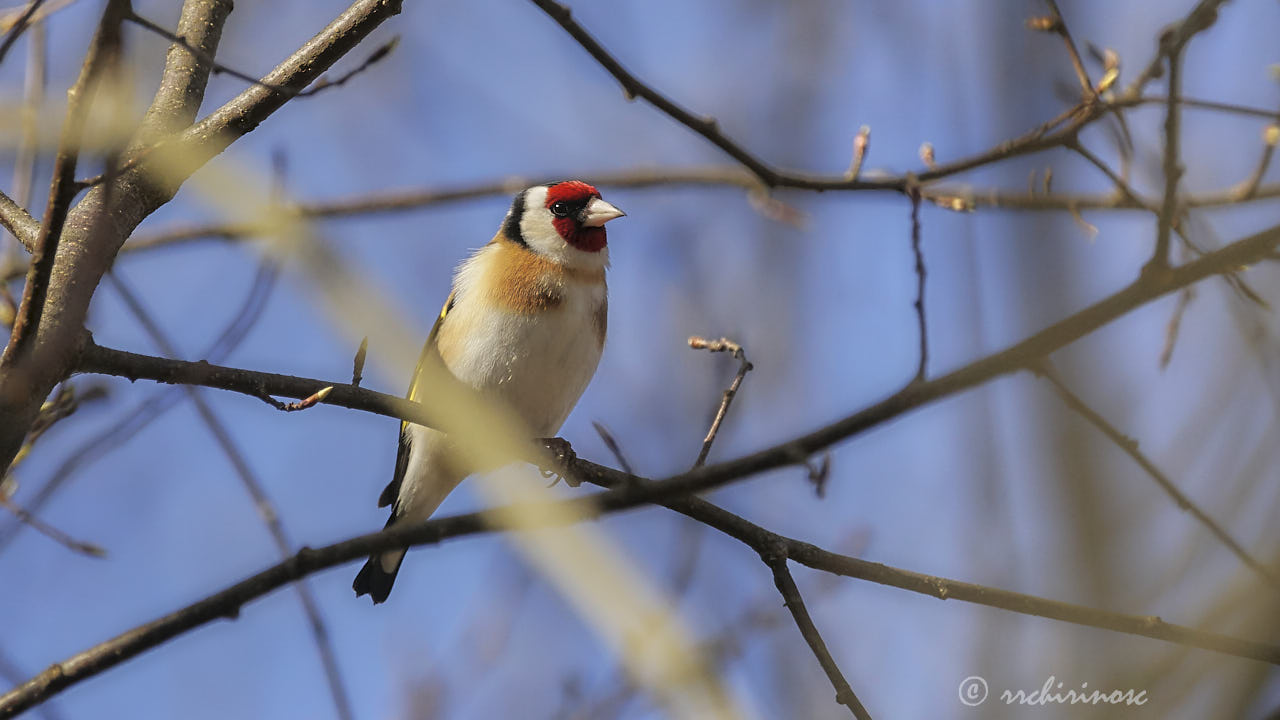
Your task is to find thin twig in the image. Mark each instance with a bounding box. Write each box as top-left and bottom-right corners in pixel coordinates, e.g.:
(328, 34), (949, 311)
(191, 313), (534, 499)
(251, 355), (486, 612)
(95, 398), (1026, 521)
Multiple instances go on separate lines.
(1159, 287), (1195, 369)
(0, 496), (105, 557)
(126, 11), (397, 99)
(0, 0), (45, 65)
(591, 421), (634, 475)
(1042, 0), (1096, 101)
(765, 552), (871, 719)
(104, 271), (354, 720)
(687, 336), (753, 467)
(1234, 125), (1278, 201)
(1153, 36), (1185, 268)
(907, 187), (928, 382)
(1037, 364), (1280, 589)
(526, 0), (1102, 192)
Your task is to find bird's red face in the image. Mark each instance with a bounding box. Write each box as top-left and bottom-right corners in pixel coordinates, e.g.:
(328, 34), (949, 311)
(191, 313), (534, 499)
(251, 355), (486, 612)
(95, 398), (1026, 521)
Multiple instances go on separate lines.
(544, 181), (623, 253)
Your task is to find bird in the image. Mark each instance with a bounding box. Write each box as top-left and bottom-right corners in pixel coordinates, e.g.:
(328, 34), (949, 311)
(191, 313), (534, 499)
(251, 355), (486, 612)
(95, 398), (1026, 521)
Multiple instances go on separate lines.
(353, 180), (625, 603)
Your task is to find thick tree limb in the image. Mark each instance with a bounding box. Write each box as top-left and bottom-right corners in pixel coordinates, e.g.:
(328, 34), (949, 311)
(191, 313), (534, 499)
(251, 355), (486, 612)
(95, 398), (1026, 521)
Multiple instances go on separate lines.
(0, 0), (402, 475)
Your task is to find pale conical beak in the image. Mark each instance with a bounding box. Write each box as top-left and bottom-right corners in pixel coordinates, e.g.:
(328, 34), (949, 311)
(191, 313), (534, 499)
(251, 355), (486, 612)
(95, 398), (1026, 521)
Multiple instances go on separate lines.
(581, 198), (626, 227)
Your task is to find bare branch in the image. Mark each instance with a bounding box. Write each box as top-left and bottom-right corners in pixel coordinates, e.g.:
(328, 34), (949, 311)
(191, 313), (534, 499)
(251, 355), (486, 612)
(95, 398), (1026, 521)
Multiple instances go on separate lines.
(0, 496), (105, 558)
(53, 164), (1273, 272)
(5, 453), (1280, 718)
(104, 271), (353, 719)
(1234, 124), (1279, 201)
(1118, 0), (1227, 100)
(1153, 38), (1185, 268)
(0, 0), (45, 65)
(1041, 0), (1096, 101)
(74, 217), (1280, 515)
(907, 187), (928, 382)
(131, 0), (234, 145)
(526, 0), (1102, 192)
(1037, 363), (1280, 589)
(0, 260), (277, 554)
(765, 553), (871, 719)
(4, 0), (126, 362)
(0, 191), (37, 251)
(4, 11), (45, 258)
(591, 421), (635, 475)
(0, 0), (403, 475)
(687, 336), (753, 467)
(125, 10), (396, 103)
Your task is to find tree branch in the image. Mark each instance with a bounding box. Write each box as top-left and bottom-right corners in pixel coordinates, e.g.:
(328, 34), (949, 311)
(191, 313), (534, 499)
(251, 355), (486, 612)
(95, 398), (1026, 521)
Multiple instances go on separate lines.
(104, 271), (353, 720)
(3, 0), (126, 362)
(131, 0), (234, 146)
(0, 0), (402, 476)
(6, 451), (1279, 718)
(74, 166), (1278, 273)
(0, 0), (46, 65)
(766, 553), (871, 719)
(0, 191), (38, 251)
(525, 0), (1104, 192)
(908, 187), (928, 382)
(687, 336), (753, 468)
(1038, 363), (1280, 588)
(0, 260), (277, 553)
(74, 217), (1280, 511)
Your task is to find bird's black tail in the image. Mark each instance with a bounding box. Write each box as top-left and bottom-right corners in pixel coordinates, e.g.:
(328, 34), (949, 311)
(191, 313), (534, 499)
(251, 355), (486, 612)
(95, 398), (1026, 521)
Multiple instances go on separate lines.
(354, 511), (405, 604)
(353, 553), (401, 604)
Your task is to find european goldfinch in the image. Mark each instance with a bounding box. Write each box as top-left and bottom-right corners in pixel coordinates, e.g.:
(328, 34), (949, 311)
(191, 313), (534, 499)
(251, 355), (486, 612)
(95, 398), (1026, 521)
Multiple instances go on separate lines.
(353, 180), (625, 603)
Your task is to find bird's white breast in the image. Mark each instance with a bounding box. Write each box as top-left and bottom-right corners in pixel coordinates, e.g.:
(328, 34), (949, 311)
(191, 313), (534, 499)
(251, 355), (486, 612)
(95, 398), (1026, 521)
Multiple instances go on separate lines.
(437, 242), (606, 438)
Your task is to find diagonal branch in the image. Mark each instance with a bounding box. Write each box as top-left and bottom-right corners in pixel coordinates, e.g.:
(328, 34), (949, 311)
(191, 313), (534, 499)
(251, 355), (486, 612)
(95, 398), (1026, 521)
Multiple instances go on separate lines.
(0, 191), (37, 251)
(766, 552), (871, 719)
(5, 454), (1280, 718)
(1038, 364), (1280, 589)
(104, 272), (353, 720)
(0, 0), (46, 66)
(1041, 0), (1095, 101)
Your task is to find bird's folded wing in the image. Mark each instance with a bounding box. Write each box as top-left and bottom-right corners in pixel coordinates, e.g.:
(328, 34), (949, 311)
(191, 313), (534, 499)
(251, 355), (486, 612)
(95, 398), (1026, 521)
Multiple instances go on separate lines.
(377, 291), (456, 509)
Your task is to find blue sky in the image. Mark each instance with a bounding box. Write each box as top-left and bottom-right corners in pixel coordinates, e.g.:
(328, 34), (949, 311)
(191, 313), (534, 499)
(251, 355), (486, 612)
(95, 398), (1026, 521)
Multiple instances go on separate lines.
(2, 0), (1279, 718)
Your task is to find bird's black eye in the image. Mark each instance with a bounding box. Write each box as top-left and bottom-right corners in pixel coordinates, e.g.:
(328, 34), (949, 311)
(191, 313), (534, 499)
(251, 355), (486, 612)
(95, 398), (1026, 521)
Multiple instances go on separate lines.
(550, 201), (571, 218)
